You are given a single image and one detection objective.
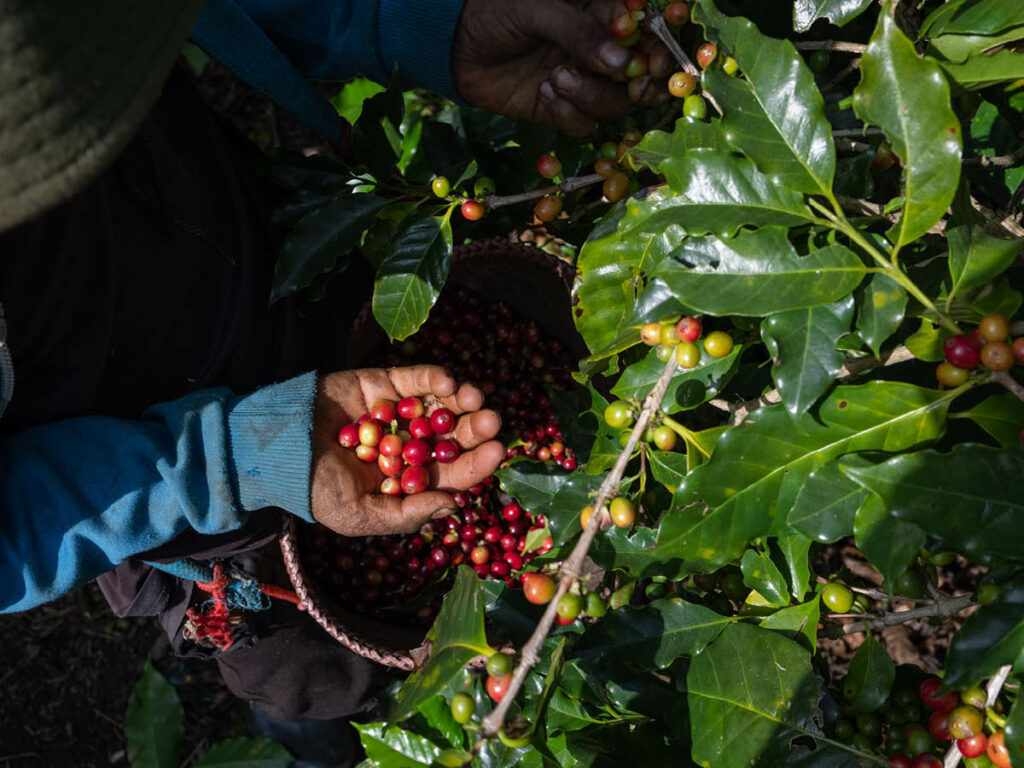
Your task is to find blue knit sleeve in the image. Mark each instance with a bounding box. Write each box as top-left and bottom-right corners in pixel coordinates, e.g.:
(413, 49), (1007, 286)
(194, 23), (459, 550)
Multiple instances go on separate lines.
(0, 373), (317, 613)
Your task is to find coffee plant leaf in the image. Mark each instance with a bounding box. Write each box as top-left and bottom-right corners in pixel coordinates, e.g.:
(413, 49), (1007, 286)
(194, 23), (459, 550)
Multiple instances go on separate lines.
(777, 533), (814, 602)
(355, 722), (441, 767)
(905, 319), (948, 362)
(480, 579), (542, 647)
(546, 473), (605, 547)
(922, 0), (1024, 38)
(589, 525), (678, 580)
(852, 492), (926, 587)
(844, 634), (896, 712)
(391, 568), (492, 722)
(759, 598), (820, 652)
(855, 273), (908, 357)
(191, 738), (292, 768)
(939, 49), (1024, 90)
(271, 193), (387, 304)
(653, 228), (867, 316)
(853, 12), (962, 250)
(611, 344), (742, 412)
(943, 573), (1024, 688)
(254, 150), (352, 192)
(787, 459), (866, 543)
(956, 275), (1023, 322)
(414, 696), (466, 752)
(947, 224), (1023, 301)
(688, 623), (864, 768)
(843, 444), (1024, 563)
(740, 548), (789, 607)
(929, 27), (1024, 65)
(1005, 688), (1024, 767)
(573, 597), (729, 669)
(351, 85), (404, 181)
(644, 149), (815, 236)
(695, 1), (836, 197)
(495, 462), (573, 522)
(792, 0), (873, 32)
(952, 392), (1024, 447)
(631, 119), (728, 173)
(761, 296), (856, 415)
(372, 212), (453, 341)
(125, 659), (183, 768)
(656, 382), (955, 571)
(649, 450), (688, 493)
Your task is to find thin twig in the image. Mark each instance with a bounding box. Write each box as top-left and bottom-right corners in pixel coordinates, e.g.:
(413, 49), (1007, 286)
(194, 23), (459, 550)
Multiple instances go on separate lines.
(822, 57), (861, 92)
(484, 174), (604, 210)
(962, 147), (1024, 168)
(648, 14), (700, 77)
(823, 594), (974, 637)
(794, 41), (867, 53)
(833, 127), (885, 138)
(942, 664), (1013, 768)
(991, 370), (1024, 403)
(479, 356), (679, 738)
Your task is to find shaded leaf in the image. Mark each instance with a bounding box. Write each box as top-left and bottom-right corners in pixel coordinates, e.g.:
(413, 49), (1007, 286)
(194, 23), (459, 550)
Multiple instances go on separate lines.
(192, 738), (292, 768)
(924, 1), (1024, 37)
(787, 459), (866, 543)
(952, 393), (1024, 447)
(495, 463), (572, 520)
(853, 13), (962, 250)
(851, 489), (927, 585)
(929, 27), (1024, 64)
(1005, 680), (1024, 763)
(939, 49), (1024, 90)
(589, 526), (677, 579)
(947, 224), (1022, 302)
(777, 534), (813, 602)
(125, 660), (183, 768)
(355, 723), (440, 767)
(855, 273), (908, 357)
(943, 572), (1024, 688)
(546, 473), (605, 547)
(844, 635), (895, 712)
(793, 0), (873, 32)
(741, 549), (789, 607)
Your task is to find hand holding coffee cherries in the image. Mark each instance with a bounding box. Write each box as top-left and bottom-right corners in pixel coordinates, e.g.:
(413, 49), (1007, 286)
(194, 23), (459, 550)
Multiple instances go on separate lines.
(311, 366), (503, 537)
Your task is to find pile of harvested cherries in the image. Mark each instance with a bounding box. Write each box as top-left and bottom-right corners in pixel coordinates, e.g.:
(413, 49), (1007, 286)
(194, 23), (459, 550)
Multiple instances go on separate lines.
(298, 286), (578, 626)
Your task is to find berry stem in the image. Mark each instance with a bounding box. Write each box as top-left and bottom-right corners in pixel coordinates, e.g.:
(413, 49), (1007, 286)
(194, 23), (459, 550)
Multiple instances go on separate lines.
(646, 15), (725, 116)
(821, 593), (974, 637)
(484, 174), (604, 210)
(660, 415), (711, 457)
(940, 665), (1012, 768)
(793, 41), (867, 53)
(480, 356), (679, 739)
(990, 369), (1024, 403)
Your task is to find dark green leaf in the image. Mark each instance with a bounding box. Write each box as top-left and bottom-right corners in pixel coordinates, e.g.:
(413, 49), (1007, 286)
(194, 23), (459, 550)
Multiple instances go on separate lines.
(696, 0), (836, 196)
(787, 459), (866, 543)
(574, 598), (729, 668)
(842, 444), (1024, 563)
(272, 194), (387, 304)
(657, 382), (956, 571)
(372, 213), (453, 341)
(1005, 679), (1024, 762)
(192, 738), (292, 768)
(793, 0), (873, 32)
(853, 13), (962, 250)
(777, 534), (813, 602)
(654, 228), (867, 316)
(589, 526), (677, 579)
(649, 450), (689, 492)
(547, 473), (605, 547)
(545, 690), (607, 733)
(855, 274), (908, 357)
(495, 462), (572, 521)
(943, 573), (1024, 688)
(958, 275), (1023, 321)
(929, 27), (1024, 64)
(352, 87), (404, 180)
(741, 549), (789, 607)
(924, 0), (1024, 37)
(583, 431), (622, 476)
(947, 224), (1022, 302)
(355, 723), (441, 767)
(416, 697), (465, 751)
(125, 660), (183, 768)
(688, 623), (864, 767)
(952, 393), (1024, 447)
(256, 151), (352, 192)
(761, 297), (855, 415)
(611, 345), (742, 413)
(392, 568), (492, 721)
(759, 599), (820, 651)
(939, 49), (1024, 90)
(852, 487), (927, 585)
(835, 152), (876, 200)
(844, 634), (895, 712)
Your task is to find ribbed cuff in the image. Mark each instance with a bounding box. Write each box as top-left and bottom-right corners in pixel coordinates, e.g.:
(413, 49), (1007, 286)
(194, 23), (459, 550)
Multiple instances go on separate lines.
(227, 372), (317, 521)
(378, 0), (466, 101)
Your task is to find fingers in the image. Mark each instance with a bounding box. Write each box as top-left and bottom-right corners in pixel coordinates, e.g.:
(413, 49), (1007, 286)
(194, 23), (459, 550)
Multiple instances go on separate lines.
(540, 81), (599, 136)
(385, 365), (457, 400)
(551, 65), (631, 120)
(514, 0), (629, 78)
(430, 440), (505, 491)
(645, 44), (674, 80)
(353, 492), (456, 536)
(627, 75), (670, 107)
(453, 409), (501, 449)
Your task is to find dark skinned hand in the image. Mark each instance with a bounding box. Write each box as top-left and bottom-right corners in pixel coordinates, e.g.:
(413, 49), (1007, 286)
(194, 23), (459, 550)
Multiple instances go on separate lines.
(452, 0), (673, 137)
(311, 366), (503, 537)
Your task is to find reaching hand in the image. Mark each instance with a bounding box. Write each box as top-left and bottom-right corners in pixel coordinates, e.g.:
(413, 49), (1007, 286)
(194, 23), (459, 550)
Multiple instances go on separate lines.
(311, 366), (503, 537)
(452, 0), (673, 137)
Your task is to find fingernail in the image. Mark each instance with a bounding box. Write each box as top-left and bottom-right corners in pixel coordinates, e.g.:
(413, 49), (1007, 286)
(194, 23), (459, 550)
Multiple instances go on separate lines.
(552, 66), (579, 93)
(600, 42), (630, 70)
(432, 507), (457, 519)
(539, 81), (556, 100)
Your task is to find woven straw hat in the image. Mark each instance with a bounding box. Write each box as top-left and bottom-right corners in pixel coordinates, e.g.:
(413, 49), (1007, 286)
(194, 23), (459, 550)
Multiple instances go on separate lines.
(0, 0), (206, 232)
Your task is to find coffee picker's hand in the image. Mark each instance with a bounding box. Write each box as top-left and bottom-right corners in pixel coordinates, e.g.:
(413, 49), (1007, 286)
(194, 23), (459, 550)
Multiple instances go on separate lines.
(310, 366), (503, 536)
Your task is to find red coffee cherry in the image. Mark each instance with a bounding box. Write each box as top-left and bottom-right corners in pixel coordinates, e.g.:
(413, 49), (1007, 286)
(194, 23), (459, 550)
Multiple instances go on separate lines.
(409, 417), (433, 439)
(434, 439), (460, 464)
(378, 433), (404, 457)
(522, 573), (557, 605)
(696, 42), (717, 68)
(401, 465), (429, 495)
(610, 12), (638, 39)
(358, 420), (383, 446)
(430, 408), (456, 434)
(942, 334), (980, 370)
(402, 438), (431, 466)
(486, 674), (512, 703)
(927, 710), (951, 741)
(920, 678), (958, 712)
(668, 72), (697, 98)
(397, 396), (424, 419)
(676, 316), (702, 343)
(461, 200), (485, 221)
(536, 154), (562, 179)
(888, 757), (912, 768)
(957, 733), (987, 758)
(664, 2), (690, 25)
(355, 444), (379, 463)
(380, 477), (402, 495)
(370, 399), (397, 423)
(1012, 337), (1024, 364)
(337, 424), (359, 448)
(378, 454), (403, 477)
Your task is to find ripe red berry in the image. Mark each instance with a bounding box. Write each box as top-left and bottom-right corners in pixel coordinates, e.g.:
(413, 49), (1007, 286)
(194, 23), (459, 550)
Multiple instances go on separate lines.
(1012, 337), (1024, 364)
(912, 756), (941, 768)
(358, 420), (383, 447)
(486, 674), (512, 703)
(696, 42), (717, 68)
(957, 733), (987, 758)
(676, 316), (702, 343)
(503, 551), (523, 570)
(522, 573), (557, 605)
(409, 417), (433, 439)
(401, 438), (431, 466)
(378, 454), (403, 477)
(470, 545), (490, 565)
(430, 546), (449, 567)
(430, 408), (456, 434)
(433, 439), (459, 464)
(920, 678), (958, 712)
(887, 756), (912, 768)
(337, 424), (359, 448)
(378, 433), (404, 457)
(928, 710), (951, 741)
(355, 444), (379, 463)
(401, 465), (429, 495)
(397, 396), (424, 419)
(370, 399), (397, 423)
(610, 12), (638, 39)
(943, 334), (981, 369)
(536, 154), (562, 179)
(502, 502), (522, 521)
(380, 477), (402, 496)
(461, 200), (485, 221)
(624, 0), (645, 10)
(665, 2), (690, 25)
(490, 560), (510, 577)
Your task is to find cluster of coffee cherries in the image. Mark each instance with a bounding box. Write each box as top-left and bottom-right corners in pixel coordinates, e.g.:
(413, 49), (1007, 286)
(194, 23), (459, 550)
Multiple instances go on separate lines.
(604, 397), (681, 452)
(828, 672), (1012, 767)
(640, 315), (735, 369)
(337, 397), (459, 497)
(937, 312), (1023, 386)
(430, 175), (496, 223)
(387, 289), (579, 470)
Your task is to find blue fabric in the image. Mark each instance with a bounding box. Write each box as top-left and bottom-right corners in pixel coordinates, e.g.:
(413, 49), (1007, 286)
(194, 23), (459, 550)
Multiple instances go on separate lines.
(0, 373), (317, 613)
(145, 559), (272, 611)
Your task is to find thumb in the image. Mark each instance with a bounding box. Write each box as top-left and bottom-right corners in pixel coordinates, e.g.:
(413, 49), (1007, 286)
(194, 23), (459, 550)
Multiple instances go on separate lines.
(512, 0), (631, 76)
(358, 492), (456, 535)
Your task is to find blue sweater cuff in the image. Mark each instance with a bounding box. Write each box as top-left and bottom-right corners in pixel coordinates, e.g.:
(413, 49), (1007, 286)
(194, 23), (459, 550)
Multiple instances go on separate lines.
(378, 0), (466, 101)
(227, 372), (317, 521)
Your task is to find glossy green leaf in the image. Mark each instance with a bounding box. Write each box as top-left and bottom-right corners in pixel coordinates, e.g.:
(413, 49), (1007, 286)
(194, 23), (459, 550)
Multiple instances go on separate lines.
(649, 450), (689, 492)
(777, 534), (813, 602)
(905, 319), (947, 362)
(740, 549), (789, 607)
(125, 660), (184, 768)
(391, 568), (492, 721)
(952, 393), (1024, 447)
(272, 193), (387, 304)
(852, 492), (926, 585)
(787, 459), (866, 543)
(943, 572), (1024, 688)
(589, 526), (678, 579)
(631, 119), (728, 172)
(793, 0), (873, 31)
(855, 274), (908, 357)
(696, 0), (836, 196)
(352, 86), (403, 180)
(545, 690), (607, 733)
(654, 227), (867, 317)
(611, 345), (742, 413)
(356, 723), (441, 767)
(844, 634), (895, 712)
(574, 598), (729, 668)
(372, 213), (453, 341)
(853, 12), (962, 250)
(958, 276), (1023, 321)
(1005, 682), (1024, 764)
(929, 27), (1024, 64)
(330, 77), (386, 124)
(924, 0), (1024, 37)
(495, 463), (572, 520)
(657, 382), (956, 571)
(843, 444), (1024, 563)
(761, 297), (855, 415)
(759, 599), (820, 651)
(642, 150), (814, 236)
(688, 623), (864, 768)
(546, 473), (604, 546)
(939, 49), (1024, 89)
(947, 224), (1023, 302)
(192, 738), (292, 768)
(415, 697), (465, 752)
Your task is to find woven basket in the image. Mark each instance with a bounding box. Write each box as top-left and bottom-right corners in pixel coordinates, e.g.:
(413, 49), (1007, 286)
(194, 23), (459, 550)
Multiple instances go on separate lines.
(280, 242), (584, 669)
